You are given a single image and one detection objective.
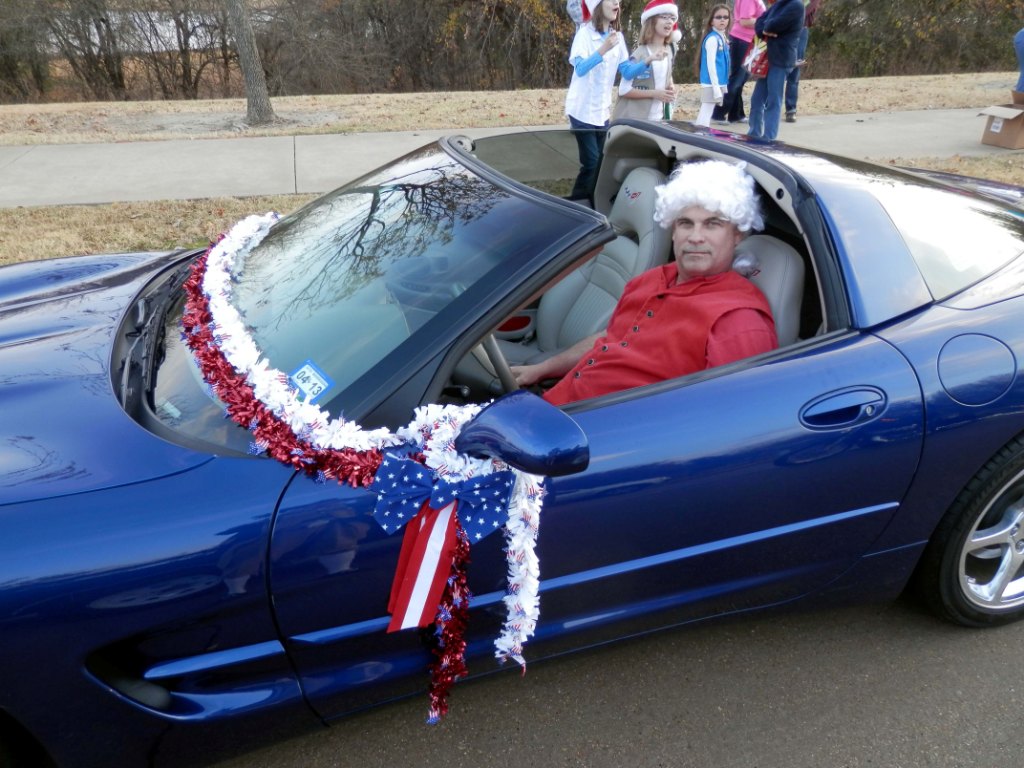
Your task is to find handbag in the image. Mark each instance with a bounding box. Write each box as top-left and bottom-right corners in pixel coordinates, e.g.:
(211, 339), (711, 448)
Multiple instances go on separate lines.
(743, 36), (769, 80)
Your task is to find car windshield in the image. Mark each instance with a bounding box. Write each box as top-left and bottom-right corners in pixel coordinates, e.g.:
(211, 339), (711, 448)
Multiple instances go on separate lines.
(233, 154), (515, 400)
(151, 144), (591, 450)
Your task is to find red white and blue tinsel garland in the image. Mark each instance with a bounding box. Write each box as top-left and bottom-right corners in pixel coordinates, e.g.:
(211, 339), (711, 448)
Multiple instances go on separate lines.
(180, 213), (544, 721)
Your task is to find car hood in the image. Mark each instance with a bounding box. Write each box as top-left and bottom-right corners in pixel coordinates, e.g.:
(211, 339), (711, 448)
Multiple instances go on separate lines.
(0, 252), (214, 507)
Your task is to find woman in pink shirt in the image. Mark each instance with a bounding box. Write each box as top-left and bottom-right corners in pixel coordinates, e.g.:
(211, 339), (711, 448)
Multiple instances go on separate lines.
(711, 0), (765, 124)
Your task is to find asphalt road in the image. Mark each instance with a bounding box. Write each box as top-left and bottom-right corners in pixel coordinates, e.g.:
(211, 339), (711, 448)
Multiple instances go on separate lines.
(210, 596), (1024, 768)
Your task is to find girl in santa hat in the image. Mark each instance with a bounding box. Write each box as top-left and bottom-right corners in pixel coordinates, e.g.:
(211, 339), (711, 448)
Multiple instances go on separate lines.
(613, 0), (682, 122)
(694, 4), (733, 127)
(565, 0), (644, 203)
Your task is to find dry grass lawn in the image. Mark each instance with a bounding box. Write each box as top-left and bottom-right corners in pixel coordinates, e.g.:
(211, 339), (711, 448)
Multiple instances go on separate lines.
(0, 72), (1021, 266)
(0, 73), (1018, 145)
(0, 195), (318, 266)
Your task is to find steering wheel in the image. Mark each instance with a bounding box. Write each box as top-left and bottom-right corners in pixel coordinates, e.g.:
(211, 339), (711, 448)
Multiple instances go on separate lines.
(448, 278), (517, 394)
(471, 334), (518, 394)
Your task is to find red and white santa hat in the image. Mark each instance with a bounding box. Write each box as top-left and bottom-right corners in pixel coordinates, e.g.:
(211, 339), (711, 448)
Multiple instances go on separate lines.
(581, 0), (602, 23)
(640, 0), (683, 43)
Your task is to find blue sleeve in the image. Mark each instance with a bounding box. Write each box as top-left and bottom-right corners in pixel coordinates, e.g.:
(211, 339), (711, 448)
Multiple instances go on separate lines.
(573, 52), (604, 76)
(619, 59), (649, 80)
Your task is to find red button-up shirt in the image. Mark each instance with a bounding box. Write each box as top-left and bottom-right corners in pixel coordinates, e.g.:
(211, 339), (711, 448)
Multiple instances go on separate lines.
(544, 263), (777, 405)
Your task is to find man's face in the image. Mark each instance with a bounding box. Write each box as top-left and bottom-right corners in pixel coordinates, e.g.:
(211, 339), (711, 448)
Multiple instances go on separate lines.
(671, 205), (744, 282)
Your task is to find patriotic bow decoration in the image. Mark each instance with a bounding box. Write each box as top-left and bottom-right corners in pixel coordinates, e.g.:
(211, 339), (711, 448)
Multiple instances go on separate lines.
(372, 453), (515, 539)
(370, 454), (435, 535)
(432, 472), (516, 543)
(371, 453), (514, 632)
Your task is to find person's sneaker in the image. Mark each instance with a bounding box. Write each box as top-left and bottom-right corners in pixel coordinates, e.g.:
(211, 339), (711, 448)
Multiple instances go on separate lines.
(732, 117), (748, 124)
(711, 119), (730, 125)
(785, 112), (796, 123)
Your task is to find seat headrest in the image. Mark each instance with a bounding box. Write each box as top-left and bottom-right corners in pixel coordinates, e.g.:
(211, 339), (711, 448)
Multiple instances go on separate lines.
(734, 234), (805, 347)
(611, 157), (661, 183)
(608, 167), (666, 238)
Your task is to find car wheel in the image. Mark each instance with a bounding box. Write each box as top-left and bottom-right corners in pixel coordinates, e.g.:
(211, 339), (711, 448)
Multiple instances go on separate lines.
(917, 436), (1024, 627)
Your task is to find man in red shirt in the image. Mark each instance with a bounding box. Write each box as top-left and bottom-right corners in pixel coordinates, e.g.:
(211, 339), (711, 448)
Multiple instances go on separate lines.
(513, 159), (777, 405)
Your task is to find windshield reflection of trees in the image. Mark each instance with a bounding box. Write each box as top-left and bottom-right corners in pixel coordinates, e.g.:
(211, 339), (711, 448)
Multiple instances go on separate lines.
(238, 162), (507, 334)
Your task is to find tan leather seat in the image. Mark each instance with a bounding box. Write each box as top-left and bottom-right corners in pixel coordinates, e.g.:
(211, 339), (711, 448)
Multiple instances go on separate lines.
(500, 166), (671, 366)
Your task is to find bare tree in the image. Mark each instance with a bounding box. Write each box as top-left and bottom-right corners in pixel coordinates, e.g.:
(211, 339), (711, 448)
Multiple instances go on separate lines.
(222, 0), (274, 124)
(42, 0), (130, 100)
(121, 0), (225, 99)
(0, 1), (50, 101)
(3, 0), (1021, 105)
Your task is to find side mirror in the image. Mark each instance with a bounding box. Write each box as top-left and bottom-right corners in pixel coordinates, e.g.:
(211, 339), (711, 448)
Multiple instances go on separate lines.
(454, 390), (589, 477)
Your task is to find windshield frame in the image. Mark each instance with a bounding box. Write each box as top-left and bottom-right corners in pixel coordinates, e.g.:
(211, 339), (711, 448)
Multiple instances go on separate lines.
(334, 138), (612, 423)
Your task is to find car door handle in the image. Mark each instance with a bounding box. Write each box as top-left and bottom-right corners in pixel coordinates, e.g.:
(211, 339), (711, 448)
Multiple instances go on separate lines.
(799, 387), (886, 429)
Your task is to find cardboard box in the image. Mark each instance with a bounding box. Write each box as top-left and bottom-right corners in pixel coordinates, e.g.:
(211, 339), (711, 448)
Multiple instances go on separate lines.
(1013, 90), (1024, 105)
(979, 103), (1024, 149)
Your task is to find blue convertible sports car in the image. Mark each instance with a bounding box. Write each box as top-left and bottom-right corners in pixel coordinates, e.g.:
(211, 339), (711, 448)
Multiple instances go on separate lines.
(2, 120), (1024, 767)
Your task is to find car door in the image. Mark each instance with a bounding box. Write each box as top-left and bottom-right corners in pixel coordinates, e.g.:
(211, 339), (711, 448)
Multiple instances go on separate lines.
(529, 331), (924, 649)
(268, 329), (923, 721)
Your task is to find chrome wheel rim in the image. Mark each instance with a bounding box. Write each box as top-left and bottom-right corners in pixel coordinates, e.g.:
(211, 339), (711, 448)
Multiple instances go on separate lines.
(959, 468), (1024, 611)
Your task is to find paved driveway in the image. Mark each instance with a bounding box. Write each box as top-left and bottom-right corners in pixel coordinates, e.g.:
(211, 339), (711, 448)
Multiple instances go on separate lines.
(0, 109), (1010, 208)
(211, 598), (1023, 768)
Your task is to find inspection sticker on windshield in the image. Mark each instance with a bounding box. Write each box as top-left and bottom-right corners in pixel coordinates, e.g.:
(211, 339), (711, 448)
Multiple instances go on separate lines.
(289, 360), (333, 404)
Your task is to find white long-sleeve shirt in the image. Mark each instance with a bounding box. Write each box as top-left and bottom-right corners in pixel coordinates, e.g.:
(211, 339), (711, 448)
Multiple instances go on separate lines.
(565, 24), (631, 126)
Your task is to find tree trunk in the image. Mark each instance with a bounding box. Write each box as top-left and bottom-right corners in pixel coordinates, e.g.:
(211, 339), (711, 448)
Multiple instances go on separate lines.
(223, 0), (275, 125)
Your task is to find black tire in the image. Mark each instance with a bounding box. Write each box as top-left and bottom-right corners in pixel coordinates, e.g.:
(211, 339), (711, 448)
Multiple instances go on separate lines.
(916, 435), (1024, 627)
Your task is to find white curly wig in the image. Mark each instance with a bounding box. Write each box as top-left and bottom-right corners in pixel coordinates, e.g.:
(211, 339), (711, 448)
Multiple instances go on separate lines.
(653, 160), (765, 233)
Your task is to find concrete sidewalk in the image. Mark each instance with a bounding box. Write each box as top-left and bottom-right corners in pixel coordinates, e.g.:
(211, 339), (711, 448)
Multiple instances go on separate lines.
(0, 108), (1015, 209)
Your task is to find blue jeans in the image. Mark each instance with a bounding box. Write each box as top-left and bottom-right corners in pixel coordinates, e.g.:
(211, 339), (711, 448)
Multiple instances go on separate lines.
(748, 64), (793, 141)
(713, 35), (753, 122)
(569, 115), (607, 202)
(785, 27), (809, 114)
(1015, 27), (1024, 92)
